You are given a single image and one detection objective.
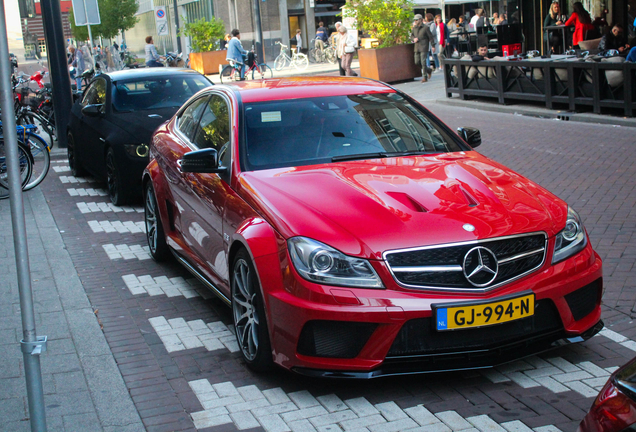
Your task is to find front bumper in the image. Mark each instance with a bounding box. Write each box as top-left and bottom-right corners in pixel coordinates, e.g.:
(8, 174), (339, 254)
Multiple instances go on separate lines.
(259, 241), (603, 377)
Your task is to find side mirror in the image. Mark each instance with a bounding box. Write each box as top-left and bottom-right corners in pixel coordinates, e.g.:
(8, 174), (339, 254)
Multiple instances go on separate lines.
(180, 148), (226, 174)
(81, 104), (103, 117)
(457, 127), (481, 148)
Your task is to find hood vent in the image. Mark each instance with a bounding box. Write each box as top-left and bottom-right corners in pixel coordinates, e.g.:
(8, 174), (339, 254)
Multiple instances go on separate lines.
(459, 186), (479, 207)
(386, 192), (428, 213)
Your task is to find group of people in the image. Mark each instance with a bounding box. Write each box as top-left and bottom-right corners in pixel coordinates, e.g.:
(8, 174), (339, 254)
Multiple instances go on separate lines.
(312, 21), (356, 76)
(411, 13), (454, 82)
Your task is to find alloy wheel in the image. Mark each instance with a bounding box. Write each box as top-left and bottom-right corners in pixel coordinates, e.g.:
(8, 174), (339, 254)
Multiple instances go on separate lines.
(232, 259), (260, 361)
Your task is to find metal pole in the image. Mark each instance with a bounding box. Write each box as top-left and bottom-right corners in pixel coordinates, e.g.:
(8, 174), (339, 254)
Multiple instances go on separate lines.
(252, 0), (264, 64)
(41, 0), (73, 149)
(440, 0), (446, 23)
(0, 1), (48, 430)
(172, 0), (182, 52)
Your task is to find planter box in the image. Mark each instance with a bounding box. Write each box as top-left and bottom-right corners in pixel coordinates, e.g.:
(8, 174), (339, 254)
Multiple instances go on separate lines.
(358, 44), (422, 83)
(189, 50), (228, 75)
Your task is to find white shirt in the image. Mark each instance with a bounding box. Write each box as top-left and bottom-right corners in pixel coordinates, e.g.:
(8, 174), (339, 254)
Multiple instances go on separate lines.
(470, 15), (480, 30)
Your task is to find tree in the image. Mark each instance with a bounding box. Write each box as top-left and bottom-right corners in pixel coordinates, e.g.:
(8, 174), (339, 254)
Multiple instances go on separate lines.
(70, 0), (138, 41)
(179, 17), (226, 53)
(348, 0), (414, 48)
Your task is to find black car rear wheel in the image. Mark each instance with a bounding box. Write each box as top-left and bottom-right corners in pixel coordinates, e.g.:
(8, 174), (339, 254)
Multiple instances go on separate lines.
(144, 181), (170, 261)
(232, 249), (273, 371)
(67, 132), (87, 177)
(106, 147), (129, 206)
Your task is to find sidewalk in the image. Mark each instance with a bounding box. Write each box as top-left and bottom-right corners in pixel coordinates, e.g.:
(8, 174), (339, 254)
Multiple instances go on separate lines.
(0, 178), (143, 431)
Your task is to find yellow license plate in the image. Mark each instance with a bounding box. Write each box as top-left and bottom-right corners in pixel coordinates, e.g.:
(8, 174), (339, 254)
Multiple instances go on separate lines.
(435, 294), (535, 331)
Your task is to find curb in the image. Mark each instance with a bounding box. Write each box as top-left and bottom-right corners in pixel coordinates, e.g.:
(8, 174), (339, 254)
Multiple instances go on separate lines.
(435, 97), (636, 128)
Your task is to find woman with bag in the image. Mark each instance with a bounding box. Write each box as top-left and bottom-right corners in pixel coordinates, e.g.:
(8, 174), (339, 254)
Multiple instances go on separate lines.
(337, 25), (356, 76)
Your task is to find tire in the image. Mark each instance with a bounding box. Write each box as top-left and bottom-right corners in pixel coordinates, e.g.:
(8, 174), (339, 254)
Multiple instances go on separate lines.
(105, 147), (129, 206)
(293, 53), (309, 71)
(231, 248), (273, 372)
(67, 132), (88, 177)
(220, 64), (235, 84)
(274, 55), (287, 71)
(308, 49), (316, 63)
(22, 133), (50, 191)
(17, 111), (55, 147)
(144, 181), (170, 261)
(252, 63), (273, 80)
(0, 139), (33, 200)
(325, 48), (337, 64)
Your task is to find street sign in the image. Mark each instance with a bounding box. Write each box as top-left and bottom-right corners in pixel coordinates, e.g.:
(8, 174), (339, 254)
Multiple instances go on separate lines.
(71, 0), (101, 26)
(154, 6), (169, 36)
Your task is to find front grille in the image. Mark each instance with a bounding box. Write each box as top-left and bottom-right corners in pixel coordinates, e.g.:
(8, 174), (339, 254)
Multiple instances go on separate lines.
(387, 299), (562, 357)
(565, 278), (602, 321)
(297, 321), (378, 359)
(385, 233), (547, 290)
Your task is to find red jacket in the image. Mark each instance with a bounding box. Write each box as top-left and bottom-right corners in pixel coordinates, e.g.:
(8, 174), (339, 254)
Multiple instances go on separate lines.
(565, 13), (594, 47)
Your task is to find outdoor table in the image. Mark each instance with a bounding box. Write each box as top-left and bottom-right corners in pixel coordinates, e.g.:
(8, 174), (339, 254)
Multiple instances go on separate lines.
(544, 25), (568, 55)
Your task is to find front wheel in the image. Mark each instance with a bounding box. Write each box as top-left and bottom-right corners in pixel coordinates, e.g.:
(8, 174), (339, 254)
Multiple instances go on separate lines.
(274, 55), (287, 71)
(325, 48), (337, 64)
(293, 53), (309, 71)
(105, 147), (130, 206)
(0, 140), (33, 200)
(232, 249), (273, 371)
(252, 63), (273, 80)
(220, 64), (235, 84)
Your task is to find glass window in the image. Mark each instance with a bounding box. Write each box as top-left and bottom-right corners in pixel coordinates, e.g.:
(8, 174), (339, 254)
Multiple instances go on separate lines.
(193, 95), (230, 150)
(111, 75), (211, 112)
(242, 93), (466, 171)
(81, 77), (107, 107)
(177, 96), (209, 142)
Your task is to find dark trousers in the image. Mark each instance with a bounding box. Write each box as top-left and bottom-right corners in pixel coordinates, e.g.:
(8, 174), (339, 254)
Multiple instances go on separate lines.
(337, 57), (346, 76)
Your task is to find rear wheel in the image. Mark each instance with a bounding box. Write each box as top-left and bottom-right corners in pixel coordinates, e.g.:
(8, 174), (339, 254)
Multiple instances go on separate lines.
(220, 64), (235, 84)
(252, 63), (273, 80)
(293, 54), (309, 71)
(105, 147), (129, 206)
(232, 249), (273, 371)
(144, 181), (170, 261)
(23, 133), (50, 191)
(67, 132), (87, 177)
(274, 55), (287, 71)
(0, 139), (33, 200)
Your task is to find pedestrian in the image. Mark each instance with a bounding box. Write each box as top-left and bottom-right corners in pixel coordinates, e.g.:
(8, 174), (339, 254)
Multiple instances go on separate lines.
(410, 14), (434, 82)
(145, 36), (164, 67)
(425, 13), (439, 72)
(315, 21), (328, 52)
(334, 21), (346, 76)
(68, 45), (85, 90)
(294, 29), (303, 54)
(564, 2), (594, 48)
(470, 9), (482, 30)
(220, 34), (231, 50)
(433, 14), (450, 62)
(226, 29), (248, 80)
(490, 12), (499, 26)
(336, 25), (356, 76)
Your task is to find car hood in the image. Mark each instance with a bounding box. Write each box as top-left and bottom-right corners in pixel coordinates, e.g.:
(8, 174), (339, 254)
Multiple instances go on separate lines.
(110, 108), (178, 144)
(239, 152), (568, 259)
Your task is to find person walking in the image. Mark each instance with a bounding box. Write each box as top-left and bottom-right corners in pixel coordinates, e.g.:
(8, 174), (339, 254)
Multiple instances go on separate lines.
(145, 36), (164, 67)
(411, 14), (434, 82)
(433, 15), (450, 63)
(68, 45), (85, 90)
(226, 29), (248, 80)
(294, 29), (303, 54)
(424, 13), (439, 72)
(336, 25), (356, 76)
(315, 22), (328, 52)
(334, 22), (346, 76)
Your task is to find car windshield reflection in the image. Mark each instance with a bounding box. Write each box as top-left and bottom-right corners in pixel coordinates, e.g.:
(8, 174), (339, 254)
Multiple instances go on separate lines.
(243, 93), (464, 171)
(112, 75), (210, 112)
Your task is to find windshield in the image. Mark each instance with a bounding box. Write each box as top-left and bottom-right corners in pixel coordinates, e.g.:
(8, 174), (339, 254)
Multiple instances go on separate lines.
(242, 93), (467, 171)
(111, 75), (210, 112)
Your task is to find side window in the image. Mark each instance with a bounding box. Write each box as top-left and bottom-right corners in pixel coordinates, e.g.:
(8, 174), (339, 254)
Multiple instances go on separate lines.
(81, 83), (97, 107)
(193, 95), (230, 160)
(81, 77), (107, 108)
(178, 97), (209, 142)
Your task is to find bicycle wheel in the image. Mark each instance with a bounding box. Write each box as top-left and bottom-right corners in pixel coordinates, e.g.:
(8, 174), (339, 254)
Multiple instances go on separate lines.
(274, 55), (288, 71)
(0, 139), (33, 199)
(23, 133), (50, 191)
(293, 53), (309, 71)
(325, 48), (337, 64)
(219, 65), (235, 84)
(252, 63), (273, 80)
(308, 49), (316, 63)
(17, 111), (54, 148)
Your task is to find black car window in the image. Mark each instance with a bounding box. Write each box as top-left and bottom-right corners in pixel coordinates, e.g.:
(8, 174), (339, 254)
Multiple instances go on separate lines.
(242, 93), (466, 171)
(193, 95), (230, 158)
(177, 97), (209, 142)
(111, 75), (210, 112)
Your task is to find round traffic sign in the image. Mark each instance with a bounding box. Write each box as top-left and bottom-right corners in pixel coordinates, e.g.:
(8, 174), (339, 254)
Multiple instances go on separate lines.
(156, 9), (165, 18)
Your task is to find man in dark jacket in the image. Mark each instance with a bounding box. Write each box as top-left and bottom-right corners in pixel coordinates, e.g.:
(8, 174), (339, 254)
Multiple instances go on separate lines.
(598, 24), (630, 54)
(411, 14), (434, 82)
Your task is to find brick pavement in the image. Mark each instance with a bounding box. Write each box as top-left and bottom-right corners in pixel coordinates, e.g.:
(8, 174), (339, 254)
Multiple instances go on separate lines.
(6, 97), (636, 432)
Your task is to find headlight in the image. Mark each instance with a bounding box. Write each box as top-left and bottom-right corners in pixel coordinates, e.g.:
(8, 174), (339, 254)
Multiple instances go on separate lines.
(123, 144), (149, 158)
(288, 237), (384, 289)
(552, 207), (587, 264)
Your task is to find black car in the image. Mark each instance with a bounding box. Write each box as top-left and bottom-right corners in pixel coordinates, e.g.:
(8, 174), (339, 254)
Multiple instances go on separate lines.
(67, 68), (212, 205)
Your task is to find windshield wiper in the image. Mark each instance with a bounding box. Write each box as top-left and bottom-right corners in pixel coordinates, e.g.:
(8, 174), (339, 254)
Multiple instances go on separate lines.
(331, 152), (388, 162)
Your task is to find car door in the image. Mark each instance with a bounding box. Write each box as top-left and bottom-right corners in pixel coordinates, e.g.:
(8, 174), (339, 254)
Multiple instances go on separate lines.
(180, 93), (233, 289)
(76, 76), (110, 177)
(71, 80), (100, 171)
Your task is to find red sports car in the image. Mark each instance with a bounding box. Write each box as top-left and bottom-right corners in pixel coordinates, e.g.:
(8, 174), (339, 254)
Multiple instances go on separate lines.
(143, 77), (603, 378)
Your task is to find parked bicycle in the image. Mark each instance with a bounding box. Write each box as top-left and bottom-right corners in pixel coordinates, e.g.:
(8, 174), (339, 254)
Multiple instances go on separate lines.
(0, 138), (34, 200)
(0, 121), (50, 192)
(220, 49), (273, 83)
(273, 42), (308, 71)
(308, 39), (337, 64)
(12, 73), (56, 146)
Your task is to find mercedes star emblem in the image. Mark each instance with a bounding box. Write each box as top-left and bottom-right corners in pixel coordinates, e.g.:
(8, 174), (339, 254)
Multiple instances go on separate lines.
(463, 246), (498, 287)
(463, 224), (475, 232)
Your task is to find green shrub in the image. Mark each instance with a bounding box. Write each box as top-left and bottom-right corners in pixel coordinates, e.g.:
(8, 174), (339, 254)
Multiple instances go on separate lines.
(348, 0), (414, 48)
(180, 17), (226, 53)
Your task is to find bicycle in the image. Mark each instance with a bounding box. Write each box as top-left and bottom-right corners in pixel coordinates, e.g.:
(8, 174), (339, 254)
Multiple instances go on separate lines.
(0, 121), (50, 191)
(308, 39), (336, 64)
(11, 73), (56, 146)
(220, 50), (273, 83)
(0, 138), (34, 200)
(273, 42), (308, 71)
